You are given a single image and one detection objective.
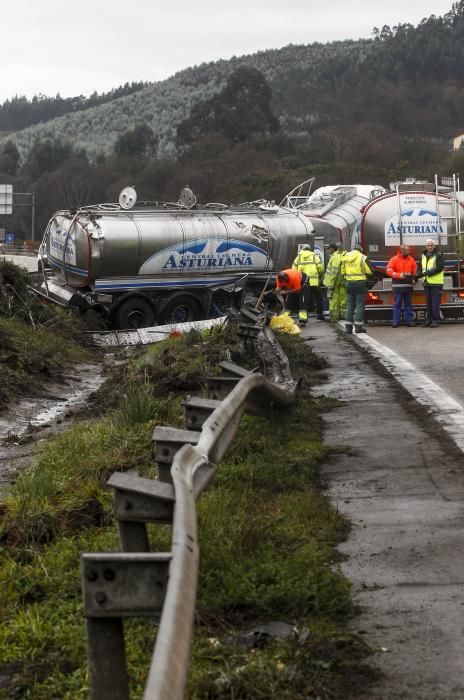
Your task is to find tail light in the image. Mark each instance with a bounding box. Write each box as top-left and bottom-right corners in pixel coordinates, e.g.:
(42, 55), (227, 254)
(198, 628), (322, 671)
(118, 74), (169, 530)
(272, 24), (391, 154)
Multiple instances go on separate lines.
(366, 291), (383, 305)
(456, 291), (464, 299)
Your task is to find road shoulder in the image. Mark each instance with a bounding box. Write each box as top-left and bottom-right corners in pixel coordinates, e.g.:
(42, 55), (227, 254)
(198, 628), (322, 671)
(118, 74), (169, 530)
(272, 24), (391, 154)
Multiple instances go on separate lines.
(348, 325), (464, 454)
(306, 321), (464, 699)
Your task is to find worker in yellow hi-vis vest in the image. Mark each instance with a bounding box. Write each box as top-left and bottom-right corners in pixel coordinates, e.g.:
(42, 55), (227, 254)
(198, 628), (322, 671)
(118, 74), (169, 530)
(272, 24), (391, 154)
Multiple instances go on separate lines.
(416, 238), (444, 328)
(341, 245), (373, 334)
(292, 244), (324, 325)
(323, 243), (346, 321)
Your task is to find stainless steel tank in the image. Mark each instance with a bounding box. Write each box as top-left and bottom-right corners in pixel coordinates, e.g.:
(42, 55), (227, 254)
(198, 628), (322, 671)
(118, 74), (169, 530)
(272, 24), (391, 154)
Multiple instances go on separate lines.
(45, 207), (314, 289)
(292, 183), (463, 273)
(297, 184), (386, 250)
(361, 189), (463, 272)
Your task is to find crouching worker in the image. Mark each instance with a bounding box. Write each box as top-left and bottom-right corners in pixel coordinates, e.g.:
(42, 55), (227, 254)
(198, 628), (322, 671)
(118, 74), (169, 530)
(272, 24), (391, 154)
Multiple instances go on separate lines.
(262, 268), (305, 307)
(273, 268), (308, 315)
(260, 268), (306, 316)
(341, 245), (373, 334)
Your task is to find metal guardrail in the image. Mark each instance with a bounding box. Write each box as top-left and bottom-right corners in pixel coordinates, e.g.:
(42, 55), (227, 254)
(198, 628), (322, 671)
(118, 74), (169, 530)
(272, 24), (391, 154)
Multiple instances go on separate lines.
(80, 307), (297, 699)
(0, 246), (37, 257)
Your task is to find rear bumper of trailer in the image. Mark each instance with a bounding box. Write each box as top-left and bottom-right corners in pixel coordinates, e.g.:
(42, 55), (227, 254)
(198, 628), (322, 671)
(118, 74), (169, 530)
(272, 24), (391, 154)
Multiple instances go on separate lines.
(365, 304), (464, 324)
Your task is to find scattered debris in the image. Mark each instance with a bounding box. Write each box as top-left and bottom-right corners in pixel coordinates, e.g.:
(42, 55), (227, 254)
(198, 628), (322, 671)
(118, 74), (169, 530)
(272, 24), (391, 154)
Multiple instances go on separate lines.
(224, 621), (310, 649)
(85, 316), (228, 347)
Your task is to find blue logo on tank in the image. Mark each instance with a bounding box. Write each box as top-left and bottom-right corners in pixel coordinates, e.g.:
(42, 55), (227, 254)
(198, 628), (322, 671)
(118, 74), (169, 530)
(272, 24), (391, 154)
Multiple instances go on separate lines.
(139, 237), (271, 274)
(402, 208), (438, 218)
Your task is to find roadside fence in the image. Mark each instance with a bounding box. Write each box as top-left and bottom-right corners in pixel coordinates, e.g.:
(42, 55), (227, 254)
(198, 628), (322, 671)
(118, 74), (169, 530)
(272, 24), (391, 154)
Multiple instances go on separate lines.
(81, 305), (297, 699)
(0, 244), (37, 256)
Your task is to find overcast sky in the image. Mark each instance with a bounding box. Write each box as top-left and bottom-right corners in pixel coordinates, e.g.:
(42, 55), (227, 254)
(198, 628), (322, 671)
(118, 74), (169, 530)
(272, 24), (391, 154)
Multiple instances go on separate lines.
(1, 0), (454, 103)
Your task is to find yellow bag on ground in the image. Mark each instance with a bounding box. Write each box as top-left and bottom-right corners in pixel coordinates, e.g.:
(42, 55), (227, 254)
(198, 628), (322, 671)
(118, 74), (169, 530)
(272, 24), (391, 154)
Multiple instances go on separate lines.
(269, 312), (301, 335)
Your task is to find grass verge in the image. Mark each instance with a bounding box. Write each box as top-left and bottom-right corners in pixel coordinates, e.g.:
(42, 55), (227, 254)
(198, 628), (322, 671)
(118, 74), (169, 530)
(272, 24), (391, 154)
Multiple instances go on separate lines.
(0, 324), (377, 699)
(0, 260), (93, 409)
(0, 316), (90, 411)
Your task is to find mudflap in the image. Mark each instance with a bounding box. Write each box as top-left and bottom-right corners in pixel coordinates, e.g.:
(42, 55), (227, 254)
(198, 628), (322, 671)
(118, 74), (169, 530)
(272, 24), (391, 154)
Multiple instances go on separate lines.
(365, 305), (464, 324)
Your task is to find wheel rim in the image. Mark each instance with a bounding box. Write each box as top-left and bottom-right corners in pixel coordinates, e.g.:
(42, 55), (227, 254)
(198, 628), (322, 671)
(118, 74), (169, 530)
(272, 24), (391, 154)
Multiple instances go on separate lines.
(170, 305), (191, 323)
(127, 309), (146, 328)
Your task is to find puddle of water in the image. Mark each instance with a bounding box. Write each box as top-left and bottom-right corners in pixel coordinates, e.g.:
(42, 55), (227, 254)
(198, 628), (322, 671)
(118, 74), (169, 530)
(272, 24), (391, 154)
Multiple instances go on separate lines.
(0, 364), (104, 440)
(0, 363), (104, 485)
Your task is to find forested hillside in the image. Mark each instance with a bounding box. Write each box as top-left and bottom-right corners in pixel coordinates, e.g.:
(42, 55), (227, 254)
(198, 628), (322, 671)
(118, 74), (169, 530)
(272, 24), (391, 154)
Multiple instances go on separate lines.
(0, 82), (148, 133)
(2, 2), (464, 161)
(0, 1), (464, 239)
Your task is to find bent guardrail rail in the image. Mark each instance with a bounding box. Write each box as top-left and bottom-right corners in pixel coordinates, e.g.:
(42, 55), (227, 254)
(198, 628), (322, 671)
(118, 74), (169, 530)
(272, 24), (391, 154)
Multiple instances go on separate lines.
(81, 307), (296, 700)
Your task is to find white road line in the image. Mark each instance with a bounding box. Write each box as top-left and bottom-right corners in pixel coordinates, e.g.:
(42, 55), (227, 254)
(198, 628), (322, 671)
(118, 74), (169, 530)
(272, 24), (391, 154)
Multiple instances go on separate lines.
(342, 324), (464, 454)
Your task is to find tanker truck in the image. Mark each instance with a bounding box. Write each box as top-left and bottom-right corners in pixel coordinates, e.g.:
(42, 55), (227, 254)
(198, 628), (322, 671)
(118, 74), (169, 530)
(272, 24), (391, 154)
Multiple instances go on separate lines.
(285, 175), (464, 323)
(36, 187), (315, 329)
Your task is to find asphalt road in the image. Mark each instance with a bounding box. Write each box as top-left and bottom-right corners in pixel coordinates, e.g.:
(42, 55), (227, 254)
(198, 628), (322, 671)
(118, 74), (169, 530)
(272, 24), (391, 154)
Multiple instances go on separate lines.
(366, 324), (464, 408)
(308, 321), (464, 699)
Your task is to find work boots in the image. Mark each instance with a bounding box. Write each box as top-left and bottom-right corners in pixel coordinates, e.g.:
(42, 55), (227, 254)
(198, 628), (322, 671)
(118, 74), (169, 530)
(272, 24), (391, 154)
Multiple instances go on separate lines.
(345, 323), (367, 334)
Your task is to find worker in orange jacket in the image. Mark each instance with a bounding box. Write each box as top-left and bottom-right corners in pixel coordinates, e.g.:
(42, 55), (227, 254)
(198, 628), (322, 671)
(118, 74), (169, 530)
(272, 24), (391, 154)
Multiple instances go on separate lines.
(386, 244), (418, 327)
(264, 268), (307, 312)
(275, 268), (306, 294)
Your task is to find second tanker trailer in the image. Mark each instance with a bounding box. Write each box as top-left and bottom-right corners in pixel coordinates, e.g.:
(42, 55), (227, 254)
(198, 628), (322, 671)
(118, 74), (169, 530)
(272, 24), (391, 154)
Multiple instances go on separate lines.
(291, 176), (464, 323)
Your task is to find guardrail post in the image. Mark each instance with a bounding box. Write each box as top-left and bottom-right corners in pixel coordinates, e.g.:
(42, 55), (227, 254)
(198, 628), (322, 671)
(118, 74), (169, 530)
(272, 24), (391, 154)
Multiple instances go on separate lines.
(152, 427), (200, 482)
(81, 316), (297, 699)
(82, 552), (171, 699)
(206, 376), (241, 400)
(86, 618), (129, 700)
(218, 361), (252, 378)
(118, 521), (150, 553)
(108, 473), (177, 549)
(237, 323), (262, 340)
(240, 306), (263, 324)
(183, 397), (221, 430)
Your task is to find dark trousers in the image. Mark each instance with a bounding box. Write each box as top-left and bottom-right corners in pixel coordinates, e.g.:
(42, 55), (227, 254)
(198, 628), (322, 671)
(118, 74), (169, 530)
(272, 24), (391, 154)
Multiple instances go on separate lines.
(301, 285), (323, 318)
(393, 287), (413, 324)
(345, 280), (367, 325)
(424, 285), (442, 323)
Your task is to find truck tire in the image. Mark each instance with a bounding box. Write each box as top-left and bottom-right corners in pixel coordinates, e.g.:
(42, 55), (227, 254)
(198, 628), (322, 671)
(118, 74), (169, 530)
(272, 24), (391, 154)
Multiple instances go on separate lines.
(113, 296), (156, 330)
(160, 294), (202, 324)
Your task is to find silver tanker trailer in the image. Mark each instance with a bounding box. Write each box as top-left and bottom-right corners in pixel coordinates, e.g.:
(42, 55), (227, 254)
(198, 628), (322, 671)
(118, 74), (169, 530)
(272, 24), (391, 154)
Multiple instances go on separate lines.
(282, 180), (387, 252)
(36, 187), (315, 329)
(286, 176), (464, 323)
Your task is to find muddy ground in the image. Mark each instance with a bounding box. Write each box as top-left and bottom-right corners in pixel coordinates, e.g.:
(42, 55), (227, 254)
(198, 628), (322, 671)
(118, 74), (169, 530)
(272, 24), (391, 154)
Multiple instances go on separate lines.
(0, 363), (104, 488)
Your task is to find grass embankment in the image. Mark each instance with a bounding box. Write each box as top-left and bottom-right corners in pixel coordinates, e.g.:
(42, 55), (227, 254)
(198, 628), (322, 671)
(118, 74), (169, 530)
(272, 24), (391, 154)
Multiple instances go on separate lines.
(0, 324), (376, 699)
(0, 259), (89, 409)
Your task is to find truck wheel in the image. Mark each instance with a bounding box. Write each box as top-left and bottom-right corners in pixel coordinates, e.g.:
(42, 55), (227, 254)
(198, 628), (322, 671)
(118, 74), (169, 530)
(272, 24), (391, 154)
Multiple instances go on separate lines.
(113, 297), (156, 330)
(160, 294), (202, 324)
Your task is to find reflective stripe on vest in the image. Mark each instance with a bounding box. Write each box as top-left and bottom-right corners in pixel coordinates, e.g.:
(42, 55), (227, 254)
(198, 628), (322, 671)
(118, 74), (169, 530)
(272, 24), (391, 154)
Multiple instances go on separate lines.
(294, 252), (321, 286)
(343, 252), (368, 281)
(421, 253), (444, 285)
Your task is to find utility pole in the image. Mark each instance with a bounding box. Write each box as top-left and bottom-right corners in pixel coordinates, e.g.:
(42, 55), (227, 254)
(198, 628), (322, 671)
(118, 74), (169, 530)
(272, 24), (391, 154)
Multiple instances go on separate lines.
(14, 191), (36, 241)
(31, 191), (35, 241)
